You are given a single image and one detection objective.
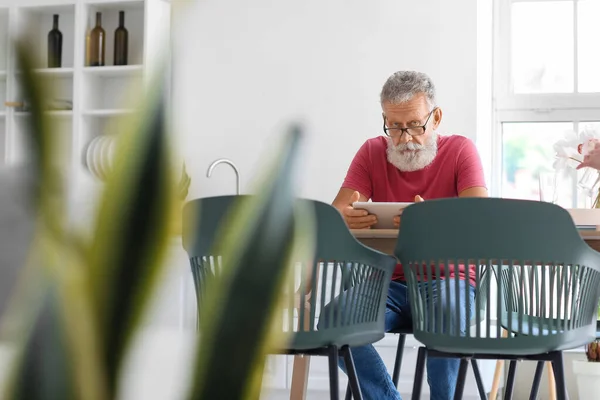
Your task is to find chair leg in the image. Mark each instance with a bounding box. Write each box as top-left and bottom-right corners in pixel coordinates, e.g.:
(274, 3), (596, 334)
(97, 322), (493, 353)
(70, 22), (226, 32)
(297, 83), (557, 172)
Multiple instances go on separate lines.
(344, 383), (352, 400)
(490, 329), (509, 400)
(453, 358), (469, 400)
(291, 304), (313, 400)
(529, 361), (544, 400)
(328, 346), (340, 400)
(411, 347), (428, 400)
(489, 359), (504, 400)
(392, 334), (407, 387)
(290, 355), (311, 400)
(547, 361), (557, 400)
(341, 346), (363, 400)
(503, 360), (518, 400)
(550, 352), (568, 400)
(471, 358), (487, 400)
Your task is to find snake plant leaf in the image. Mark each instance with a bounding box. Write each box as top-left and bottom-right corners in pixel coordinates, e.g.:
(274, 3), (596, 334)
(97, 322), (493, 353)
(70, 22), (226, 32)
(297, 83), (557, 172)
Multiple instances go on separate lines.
(87, 67), (177, 396)
(186, 125), (315, 399)
(7, 39), (177, 399)
(11, 41), (63, 229)
(10, 286), (74, 400)
(3, 40), (106, 400)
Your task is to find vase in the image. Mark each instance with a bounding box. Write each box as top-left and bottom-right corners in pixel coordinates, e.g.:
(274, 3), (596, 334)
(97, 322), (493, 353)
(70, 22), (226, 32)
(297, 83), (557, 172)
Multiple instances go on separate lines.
(538, 171), (558, 204)
(577, 168), (600, 208)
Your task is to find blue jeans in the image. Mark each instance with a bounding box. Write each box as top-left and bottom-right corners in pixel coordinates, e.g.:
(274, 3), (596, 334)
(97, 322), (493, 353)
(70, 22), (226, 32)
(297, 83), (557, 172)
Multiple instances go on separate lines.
(321, 279), (476, 400)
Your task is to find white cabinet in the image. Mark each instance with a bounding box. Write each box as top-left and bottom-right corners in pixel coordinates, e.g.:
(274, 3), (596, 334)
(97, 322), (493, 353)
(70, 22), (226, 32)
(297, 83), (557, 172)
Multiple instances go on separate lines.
(0, 0), (170, 218)
(0, 7), (9, 165)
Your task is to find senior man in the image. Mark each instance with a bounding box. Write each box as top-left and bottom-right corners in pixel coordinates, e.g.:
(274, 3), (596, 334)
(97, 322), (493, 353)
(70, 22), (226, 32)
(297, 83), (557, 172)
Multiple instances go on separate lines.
(330, 71), (488, 400)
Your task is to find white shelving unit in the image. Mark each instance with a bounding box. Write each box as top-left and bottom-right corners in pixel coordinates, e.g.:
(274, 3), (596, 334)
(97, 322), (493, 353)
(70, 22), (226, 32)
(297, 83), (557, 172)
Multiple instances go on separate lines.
(14, 110), (73, 117)
(0, 0), (171, 208)
(0, 6), (8, 164)
(82, 108), (135, 116)
(82, 64), (143, 77)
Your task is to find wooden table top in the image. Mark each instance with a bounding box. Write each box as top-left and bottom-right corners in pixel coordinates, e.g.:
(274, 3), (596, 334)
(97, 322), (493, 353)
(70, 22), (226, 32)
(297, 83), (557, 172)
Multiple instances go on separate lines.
(350, 228), (600, 240)
(350, 208), (600, 240)
(350, 228), (600, 254)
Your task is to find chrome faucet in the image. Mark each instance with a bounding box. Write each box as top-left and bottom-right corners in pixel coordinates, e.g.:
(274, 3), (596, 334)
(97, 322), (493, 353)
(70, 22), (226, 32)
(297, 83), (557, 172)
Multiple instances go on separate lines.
(206, 158), (241, 195)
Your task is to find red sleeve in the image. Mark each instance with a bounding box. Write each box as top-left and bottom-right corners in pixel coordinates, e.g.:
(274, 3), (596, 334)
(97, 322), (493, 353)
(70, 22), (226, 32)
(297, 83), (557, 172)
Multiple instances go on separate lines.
(341, 141), (373, 199)
(456, 138), (487, 193)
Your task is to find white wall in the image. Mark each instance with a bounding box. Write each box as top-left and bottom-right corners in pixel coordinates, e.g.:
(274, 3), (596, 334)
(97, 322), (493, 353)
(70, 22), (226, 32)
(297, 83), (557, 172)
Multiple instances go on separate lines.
(172, 0), (478, 203)
(477, 0), (494, 191)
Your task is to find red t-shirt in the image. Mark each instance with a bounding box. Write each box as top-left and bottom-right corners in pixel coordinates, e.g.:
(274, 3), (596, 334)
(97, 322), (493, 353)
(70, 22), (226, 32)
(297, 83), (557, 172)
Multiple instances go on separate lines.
(342, 134), (486, 285)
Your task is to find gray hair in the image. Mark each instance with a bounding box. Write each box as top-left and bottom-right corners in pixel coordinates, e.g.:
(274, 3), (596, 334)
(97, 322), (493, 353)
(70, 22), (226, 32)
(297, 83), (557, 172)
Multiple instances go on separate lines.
(380, 71), (436, 109)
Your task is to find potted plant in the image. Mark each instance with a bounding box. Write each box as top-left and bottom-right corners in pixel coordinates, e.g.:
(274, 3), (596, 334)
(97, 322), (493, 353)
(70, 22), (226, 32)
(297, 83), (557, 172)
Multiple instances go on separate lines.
(572, 304), (600, 400)
(0, 37), (311, 400)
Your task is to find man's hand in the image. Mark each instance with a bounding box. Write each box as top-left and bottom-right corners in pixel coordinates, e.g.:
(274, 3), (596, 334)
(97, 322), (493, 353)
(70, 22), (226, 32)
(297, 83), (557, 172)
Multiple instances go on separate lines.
(342, 191), (378, 229)
(393, 195), (424, 228)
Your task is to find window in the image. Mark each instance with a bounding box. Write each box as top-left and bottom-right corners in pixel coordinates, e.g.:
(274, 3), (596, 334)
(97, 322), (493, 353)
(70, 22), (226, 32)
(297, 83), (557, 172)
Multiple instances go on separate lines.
(492, 0), (600, 208)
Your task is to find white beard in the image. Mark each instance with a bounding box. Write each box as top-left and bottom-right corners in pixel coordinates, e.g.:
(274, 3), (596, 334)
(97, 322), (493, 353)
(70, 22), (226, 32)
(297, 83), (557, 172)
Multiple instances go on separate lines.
(386, 133), (438, 172)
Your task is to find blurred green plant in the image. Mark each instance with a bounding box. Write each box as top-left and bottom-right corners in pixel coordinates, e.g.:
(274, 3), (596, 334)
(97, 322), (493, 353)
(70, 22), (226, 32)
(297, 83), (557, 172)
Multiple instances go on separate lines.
(2, 37), (178, 400)
(0, 37), (310, 400)
(186, 125), (313, 399)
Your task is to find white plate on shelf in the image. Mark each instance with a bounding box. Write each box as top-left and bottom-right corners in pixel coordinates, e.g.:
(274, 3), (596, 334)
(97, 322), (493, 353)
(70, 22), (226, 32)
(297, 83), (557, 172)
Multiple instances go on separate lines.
(86, 136), (100, 178)
(352, 202), (413, 229)
(91, 136), (104, 180)
(98, 136), (110, 180)
(101, 136), (112, 179)
(110, 138), (116, 170)
(106, 136), (117, 176)
(83, 138), (93, 170)
(93, 136), (105, 180)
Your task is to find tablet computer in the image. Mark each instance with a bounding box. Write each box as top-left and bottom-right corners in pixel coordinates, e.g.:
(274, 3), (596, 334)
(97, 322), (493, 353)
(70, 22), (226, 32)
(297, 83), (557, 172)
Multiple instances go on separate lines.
(352, 202), (413, 229)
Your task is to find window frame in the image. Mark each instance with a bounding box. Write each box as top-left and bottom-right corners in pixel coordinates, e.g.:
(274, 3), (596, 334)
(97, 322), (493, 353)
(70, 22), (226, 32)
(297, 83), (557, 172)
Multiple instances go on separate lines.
(491, 0), (600, 200)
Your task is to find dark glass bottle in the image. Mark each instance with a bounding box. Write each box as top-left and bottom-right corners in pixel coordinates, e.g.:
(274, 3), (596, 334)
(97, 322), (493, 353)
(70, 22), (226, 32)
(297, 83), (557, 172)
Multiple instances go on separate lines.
(114, 11), (128, 65)
(89, 12), (105, 67)
(47, 14), (62, 68)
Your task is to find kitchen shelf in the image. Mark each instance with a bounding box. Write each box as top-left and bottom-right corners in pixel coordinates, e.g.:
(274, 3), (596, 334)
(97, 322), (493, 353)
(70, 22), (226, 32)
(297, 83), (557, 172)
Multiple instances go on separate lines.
(83, 65), (143, 78)
(15, 110), (73, 118)
(18, 4), (75, 15)
(82, 109), (135, 117)
(16, 4), (76, 69)
(84, 0), (144, 10)
(36, 68), (74, 77)
(15, 68), (75, 77)
(0, 0), (170, 212)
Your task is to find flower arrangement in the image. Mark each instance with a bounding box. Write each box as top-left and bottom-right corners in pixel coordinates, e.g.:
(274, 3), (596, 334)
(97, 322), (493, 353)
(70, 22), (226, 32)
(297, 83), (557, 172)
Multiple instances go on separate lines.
(553, 127), (600, 208)
(556, 130), (600, 364)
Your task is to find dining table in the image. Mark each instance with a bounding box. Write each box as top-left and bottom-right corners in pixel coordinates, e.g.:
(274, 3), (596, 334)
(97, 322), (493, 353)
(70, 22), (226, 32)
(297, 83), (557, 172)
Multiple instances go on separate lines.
(350, 207), (600, 254)
(350, 227), (600, 254)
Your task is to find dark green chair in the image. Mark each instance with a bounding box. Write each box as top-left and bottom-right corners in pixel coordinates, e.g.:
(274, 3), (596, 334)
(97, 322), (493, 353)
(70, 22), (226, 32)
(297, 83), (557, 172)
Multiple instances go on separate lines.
(377, 271), (490, 400)
(182, 195), (397, 400)
(395, 197), (600, 400)
(346, 273), (490, 400)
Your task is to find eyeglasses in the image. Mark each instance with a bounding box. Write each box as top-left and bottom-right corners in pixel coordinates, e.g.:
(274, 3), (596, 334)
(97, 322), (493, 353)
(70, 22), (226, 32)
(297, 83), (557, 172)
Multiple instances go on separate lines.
(382, 108), (437, 137)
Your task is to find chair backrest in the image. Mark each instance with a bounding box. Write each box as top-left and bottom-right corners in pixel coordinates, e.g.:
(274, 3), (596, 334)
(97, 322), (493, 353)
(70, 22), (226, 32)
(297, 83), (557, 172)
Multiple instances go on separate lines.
(182, 196), (397, 349)
(395, 197), (600, 355)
